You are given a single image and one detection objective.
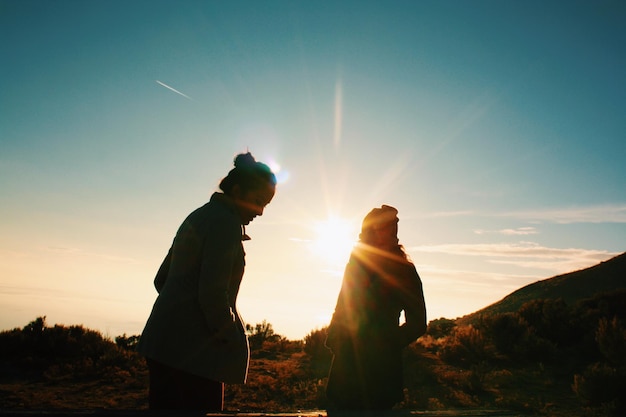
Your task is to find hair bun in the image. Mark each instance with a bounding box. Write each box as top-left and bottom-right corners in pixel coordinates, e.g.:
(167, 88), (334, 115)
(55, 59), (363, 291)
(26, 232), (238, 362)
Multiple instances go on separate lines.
(234, 152), (257, 169)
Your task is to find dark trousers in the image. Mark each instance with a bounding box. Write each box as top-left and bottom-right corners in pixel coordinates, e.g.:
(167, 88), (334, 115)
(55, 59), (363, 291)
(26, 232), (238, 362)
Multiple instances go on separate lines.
(146, 358), (224, 411)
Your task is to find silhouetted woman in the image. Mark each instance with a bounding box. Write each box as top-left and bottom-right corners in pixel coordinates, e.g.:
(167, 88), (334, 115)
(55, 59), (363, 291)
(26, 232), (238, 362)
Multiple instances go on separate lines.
(325, 205), (427, 411)
(136, 152), (276, 411)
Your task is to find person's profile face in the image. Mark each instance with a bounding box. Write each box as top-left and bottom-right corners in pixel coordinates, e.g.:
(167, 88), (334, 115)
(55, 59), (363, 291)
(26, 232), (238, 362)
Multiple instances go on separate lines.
(233, 183), (275, 225)
(371, 220), (399, 250)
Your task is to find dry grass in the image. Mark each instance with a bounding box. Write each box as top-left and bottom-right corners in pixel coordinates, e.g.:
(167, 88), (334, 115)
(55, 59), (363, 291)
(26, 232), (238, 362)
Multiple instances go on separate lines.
(2, 305), (625, 417)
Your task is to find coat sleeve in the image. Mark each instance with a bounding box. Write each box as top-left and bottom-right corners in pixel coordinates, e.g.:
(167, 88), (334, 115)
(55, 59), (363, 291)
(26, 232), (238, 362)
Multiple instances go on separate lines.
(398, 264), (427, 346)
(197, 219), (240, 331)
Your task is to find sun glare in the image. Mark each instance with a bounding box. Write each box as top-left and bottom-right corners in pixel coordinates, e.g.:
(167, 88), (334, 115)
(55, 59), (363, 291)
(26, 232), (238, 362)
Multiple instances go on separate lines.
(267, 159), (290, 184)
(311, 216), (357, 266)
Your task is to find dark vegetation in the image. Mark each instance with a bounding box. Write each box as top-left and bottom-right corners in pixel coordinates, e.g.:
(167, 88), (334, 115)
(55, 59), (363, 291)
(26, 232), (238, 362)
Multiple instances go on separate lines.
(461, 252), (626, 319)
(1, 253), (625, 416)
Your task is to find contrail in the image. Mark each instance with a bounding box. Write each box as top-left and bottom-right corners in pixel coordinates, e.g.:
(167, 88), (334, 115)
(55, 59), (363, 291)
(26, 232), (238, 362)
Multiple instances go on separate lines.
(155, 80), (193, 100)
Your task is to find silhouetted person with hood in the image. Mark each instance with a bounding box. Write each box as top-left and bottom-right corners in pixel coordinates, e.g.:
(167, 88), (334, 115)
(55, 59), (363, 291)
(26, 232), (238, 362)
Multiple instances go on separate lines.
(325, 205), (427, 411)
(136, 152), (276, 411)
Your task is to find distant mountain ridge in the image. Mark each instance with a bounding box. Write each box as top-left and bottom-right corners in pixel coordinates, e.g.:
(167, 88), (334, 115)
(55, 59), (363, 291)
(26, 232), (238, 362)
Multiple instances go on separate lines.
(460, 251), (626, 322)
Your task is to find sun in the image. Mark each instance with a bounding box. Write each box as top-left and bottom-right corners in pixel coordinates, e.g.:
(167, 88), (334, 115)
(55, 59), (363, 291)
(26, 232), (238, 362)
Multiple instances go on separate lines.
(310, 215), (357, 266)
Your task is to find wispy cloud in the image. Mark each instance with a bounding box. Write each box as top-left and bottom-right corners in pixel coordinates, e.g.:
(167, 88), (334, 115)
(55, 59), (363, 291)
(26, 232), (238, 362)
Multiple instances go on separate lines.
(414, 263), (543, 319)
(404, 210), (474, 220)
(500, 203), (626, 224)
(415, 262), (540, 285)
(289, 237), (312, 243)
(416, 204), (626, 224)
(429, 210), (475, 218)
(45, 246), (80, 254)
(0, 246), (137, 264)
(0, 283), (142, 307)
(474, 226), (538, 235)
(43, 246), (139, 264)
(409, 241), (618, 273)
(155, 80), (193, 100)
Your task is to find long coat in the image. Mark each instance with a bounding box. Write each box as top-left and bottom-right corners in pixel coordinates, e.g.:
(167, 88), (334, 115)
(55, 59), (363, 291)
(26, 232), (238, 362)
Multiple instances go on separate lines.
(136, 192), (250, 384)
(325, 246), (427, 410)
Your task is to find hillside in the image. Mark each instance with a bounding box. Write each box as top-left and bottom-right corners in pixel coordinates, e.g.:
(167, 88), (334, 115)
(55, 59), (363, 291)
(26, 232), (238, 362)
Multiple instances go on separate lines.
(460, 251), (626, 322)
(2, 254), (626, 415)
(3, 287), (626, 415)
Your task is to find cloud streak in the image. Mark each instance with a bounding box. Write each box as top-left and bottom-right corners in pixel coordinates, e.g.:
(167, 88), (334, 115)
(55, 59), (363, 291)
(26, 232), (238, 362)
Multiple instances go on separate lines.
(420, 203), (626, 224)
(409, 241), (618, 273)
(155, 80), (193, 100)
(474, 227), (539, 235)
(500, 203), (626, 224)
(42, 246), (140, 264)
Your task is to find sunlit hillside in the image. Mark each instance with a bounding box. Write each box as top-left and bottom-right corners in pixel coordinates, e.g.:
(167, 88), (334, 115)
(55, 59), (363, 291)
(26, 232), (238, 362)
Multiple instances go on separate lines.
(460, 252), (626, 322)
(1, 253), (626, 416)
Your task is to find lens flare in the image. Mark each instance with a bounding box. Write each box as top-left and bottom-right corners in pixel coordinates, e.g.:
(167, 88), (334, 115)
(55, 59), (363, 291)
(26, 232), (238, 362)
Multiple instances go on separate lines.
(268, 159), (290, 184)
(311, 215), (357, 266)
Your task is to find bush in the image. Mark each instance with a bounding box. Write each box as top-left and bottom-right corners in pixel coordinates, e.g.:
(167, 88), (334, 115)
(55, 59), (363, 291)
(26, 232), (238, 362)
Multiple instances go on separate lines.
(247, 320), (284, 352)
(573, 362), (625, 412)
(482, 312), (530, 358)
(438, 325), (489, 367)
(115, 334), (140, 351)
(0, 316), (145, 381)
(426, 318), (456, 339)
(596, 317), (626, 367)
(518, 298), (575, 347)
(303, 327), (332, 378)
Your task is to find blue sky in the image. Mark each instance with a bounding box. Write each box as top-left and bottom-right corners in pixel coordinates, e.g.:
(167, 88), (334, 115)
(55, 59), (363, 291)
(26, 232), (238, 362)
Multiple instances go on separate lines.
(1, 0), (625, 340)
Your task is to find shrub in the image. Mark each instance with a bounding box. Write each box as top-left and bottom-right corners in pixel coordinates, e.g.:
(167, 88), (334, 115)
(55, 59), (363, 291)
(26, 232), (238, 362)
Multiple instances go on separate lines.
(438, 325), (488, 367)
(518, 298), (575, 347)
(573, 362), (625, 412)
(482, 312), (529, 358)
(247, 320), (283, 351)
(426, 318), (456, 339)
(115, 334), (140, 351)
(0, 316), (145, 381)
(303, 327), (332, 378)
(596, 317), (626, 367)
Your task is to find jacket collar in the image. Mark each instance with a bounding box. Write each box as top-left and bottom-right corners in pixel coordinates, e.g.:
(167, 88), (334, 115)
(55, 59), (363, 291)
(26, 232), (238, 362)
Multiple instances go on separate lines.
(210, 192), (251, 241)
